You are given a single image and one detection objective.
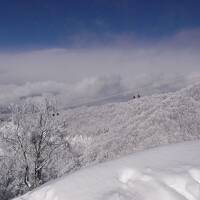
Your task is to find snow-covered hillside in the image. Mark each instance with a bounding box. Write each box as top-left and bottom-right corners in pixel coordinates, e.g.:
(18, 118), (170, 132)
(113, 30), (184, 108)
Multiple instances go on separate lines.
(2, 82), (200, 200)
(14, 141), (200, 200)
(2, 82), (200, 174)
(61, 82), (200, 165)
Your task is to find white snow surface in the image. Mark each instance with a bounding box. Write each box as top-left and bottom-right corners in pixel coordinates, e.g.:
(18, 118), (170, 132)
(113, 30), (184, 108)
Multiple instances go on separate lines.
(15, 141), (200, 200)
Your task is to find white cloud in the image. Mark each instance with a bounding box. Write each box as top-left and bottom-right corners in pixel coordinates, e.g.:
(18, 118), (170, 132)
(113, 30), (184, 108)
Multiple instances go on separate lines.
(0, 75), (126, 106)
(0, 73), (198, 108)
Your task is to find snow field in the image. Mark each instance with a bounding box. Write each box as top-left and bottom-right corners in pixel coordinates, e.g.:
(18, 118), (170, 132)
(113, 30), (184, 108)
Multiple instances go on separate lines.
(15, 141), (200, 200)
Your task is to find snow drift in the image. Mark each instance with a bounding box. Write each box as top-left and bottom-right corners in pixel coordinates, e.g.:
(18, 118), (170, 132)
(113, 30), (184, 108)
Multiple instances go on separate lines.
(14, 141), (200, 200)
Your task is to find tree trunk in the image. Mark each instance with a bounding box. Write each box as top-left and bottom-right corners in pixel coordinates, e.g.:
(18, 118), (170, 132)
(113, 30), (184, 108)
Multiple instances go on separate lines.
(24, 165), (31, 188)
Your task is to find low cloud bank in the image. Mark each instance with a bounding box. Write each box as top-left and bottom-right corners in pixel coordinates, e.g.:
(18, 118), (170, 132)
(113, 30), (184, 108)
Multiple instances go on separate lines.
(0, 75), (125, 107)
(0, 73), (199, 108)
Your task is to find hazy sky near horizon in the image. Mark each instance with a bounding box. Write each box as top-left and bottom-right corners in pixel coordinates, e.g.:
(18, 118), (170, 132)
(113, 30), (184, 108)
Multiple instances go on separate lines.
(0, 28), (200, 85)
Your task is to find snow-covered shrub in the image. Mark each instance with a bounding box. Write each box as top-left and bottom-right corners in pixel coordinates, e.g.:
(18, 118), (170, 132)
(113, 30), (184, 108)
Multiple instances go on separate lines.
(0, 156), (24, 200)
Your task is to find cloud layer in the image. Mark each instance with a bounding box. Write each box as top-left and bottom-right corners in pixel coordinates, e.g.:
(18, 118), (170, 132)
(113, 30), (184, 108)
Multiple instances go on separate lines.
(0, 28), (200, 106)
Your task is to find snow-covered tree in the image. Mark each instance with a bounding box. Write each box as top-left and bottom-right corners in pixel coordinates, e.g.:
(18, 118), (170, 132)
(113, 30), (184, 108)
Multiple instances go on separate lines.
(1, 99), (70, 191)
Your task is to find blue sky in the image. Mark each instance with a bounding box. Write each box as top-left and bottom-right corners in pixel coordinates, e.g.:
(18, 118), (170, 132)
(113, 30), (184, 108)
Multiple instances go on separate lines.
(1, 0), (200, 49)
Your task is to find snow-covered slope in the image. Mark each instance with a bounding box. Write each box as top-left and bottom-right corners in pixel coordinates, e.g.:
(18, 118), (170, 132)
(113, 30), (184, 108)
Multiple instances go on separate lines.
(62, 83), (200, 165)
(3, 82), (200, 174)
(15, 141), (200, 200)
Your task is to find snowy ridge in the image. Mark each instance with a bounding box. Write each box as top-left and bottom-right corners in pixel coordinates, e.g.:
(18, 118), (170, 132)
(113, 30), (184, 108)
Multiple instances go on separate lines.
(14, 141), (200, 200)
